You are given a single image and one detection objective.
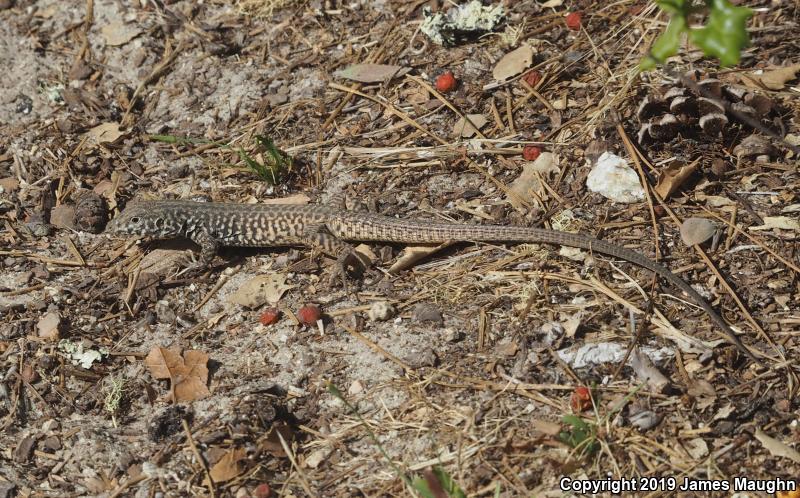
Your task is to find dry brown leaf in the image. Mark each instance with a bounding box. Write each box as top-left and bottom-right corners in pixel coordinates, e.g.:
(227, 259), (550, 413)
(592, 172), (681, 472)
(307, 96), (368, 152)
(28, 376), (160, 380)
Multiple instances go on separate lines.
(755, 428), (800, 464)
(333, 63), (410, 83)
(630, 348), (669, 393)
(493, 44), (533, 81)
(101, 22), (142, 46)
(389, 243), (453, 273)
(144, 347), (211, 403)
(531, 419), (561, 436)
(452, 114), (487, 137)
(507, 152), (556, 208)
(227, 274), (294, 308)
(258, 422), (294, 457)
(750, 216), (800, 231)
(741, 64), (800, 90)
(85, 122), (125, 145)
(208, 447), (247, 483)
(680, 217), (716, 246)
(654, 160), (698, 198)
(261, 193), (312, 205)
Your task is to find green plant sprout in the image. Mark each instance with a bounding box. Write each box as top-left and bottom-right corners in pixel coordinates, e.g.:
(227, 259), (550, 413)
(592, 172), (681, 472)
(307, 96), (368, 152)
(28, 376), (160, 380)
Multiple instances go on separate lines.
(149, 134), (291, 184)
(641, 0), (753, 70)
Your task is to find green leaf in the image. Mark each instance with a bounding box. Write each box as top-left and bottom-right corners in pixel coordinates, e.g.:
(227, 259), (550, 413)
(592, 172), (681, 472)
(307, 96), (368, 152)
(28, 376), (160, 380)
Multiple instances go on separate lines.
(640, 15), (687, 70)
(431, 466), (467, 498)
(411, 467), (467, 498)
(654, 0), (689, 16)
(688, 0), (752, 66)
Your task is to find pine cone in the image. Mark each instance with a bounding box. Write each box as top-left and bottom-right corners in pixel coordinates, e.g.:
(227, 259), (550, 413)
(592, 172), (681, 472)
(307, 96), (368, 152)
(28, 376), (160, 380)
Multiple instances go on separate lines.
(636, 73), (776, 144)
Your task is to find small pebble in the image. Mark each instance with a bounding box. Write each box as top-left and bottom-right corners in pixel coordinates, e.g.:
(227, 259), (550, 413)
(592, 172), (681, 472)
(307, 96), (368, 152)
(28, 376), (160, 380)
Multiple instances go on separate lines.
(367, 301), (395, 321)
(412, 303), (443, 325)
(348, 380), (365, 395)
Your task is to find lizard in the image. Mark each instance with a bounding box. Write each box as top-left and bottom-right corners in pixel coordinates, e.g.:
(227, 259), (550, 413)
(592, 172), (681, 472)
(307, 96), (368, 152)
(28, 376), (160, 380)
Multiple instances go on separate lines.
(106, 199), (757, 360)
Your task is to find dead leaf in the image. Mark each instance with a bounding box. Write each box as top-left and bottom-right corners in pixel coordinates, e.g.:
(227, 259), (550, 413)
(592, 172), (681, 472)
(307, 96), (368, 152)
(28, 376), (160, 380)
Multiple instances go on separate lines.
(227, 274), (294, 308)
(493, 44), (533, 81)
(389, 243), (453, 274)
(452, 114), (487, 138)
(305, 446), (332, 469)
(712, 402), (735, 421)
(139, 249), (190, 276)
(733, 134), (777, 158)
(507, 152), (557, 208)
(101, 22), (142, 46)
(258, 422), (293, 457)
(333, 64), (410, 83)
(751, 216), (800, 231)
(0, 177), (20, 192)
(755, 428), (800, 464)
(630, 348), (669, 393)
(654, 160), (698, 198)
(208, 447), (247, 483)
(144, 347), (211, 403)
(531, 419), (562, 436)
(695, 194), (735, 208)
(741, 64), (800, 90)
(680, 217), (716, 246)
(261, 193), (311, 205)
(85, 122), (125, 145)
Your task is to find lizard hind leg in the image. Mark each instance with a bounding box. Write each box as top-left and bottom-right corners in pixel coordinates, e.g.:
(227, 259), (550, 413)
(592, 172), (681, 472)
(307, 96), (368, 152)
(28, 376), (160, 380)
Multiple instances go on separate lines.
(300, 226), (364, 291)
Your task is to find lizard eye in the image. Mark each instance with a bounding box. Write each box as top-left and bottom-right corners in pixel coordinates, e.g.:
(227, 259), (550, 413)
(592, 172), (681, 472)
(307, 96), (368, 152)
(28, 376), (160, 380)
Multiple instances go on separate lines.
(130, 216), (141, 224)
(155, 218), (165, 228)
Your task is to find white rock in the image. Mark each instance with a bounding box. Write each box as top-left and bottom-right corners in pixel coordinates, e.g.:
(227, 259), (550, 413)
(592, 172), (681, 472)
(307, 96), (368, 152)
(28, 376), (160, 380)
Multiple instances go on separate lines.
(586, 152), (644, 203)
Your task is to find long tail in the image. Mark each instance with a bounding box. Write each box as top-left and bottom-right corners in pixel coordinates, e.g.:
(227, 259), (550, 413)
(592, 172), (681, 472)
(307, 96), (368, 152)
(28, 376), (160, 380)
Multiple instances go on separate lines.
(334, 216), (755, 359)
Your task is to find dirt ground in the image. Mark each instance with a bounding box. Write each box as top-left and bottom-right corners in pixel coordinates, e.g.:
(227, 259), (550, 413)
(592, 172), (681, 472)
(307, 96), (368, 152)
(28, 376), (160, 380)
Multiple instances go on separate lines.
(1, 0), (799, 496)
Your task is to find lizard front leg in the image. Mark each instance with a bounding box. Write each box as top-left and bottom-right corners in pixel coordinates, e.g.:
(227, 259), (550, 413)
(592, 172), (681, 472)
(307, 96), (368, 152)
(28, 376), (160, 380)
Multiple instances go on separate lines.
(188, 229), (220, 268)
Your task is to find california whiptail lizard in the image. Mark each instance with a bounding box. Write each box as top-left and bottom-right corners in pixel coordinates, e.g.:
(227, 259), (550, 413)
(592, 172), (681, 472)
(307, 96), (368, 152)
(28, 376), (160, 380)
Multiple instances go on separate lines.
(106, 200), (756, 360)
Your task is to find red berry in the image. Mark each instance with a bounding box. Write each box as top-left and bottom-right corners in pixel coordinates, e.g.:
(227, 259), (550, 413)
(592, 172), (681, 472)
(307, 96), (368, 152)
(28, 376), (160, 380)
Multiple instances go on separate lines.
(435, 71), (457, 92)
(254, 483), (272, 498)
(566, 11), (582, 30)
(297, 304), (322, 326)
(523, 70), (541, 88)
(570, 386), (592, 412)
(522, 145), (542, 161)
(259, 308), (280, 325)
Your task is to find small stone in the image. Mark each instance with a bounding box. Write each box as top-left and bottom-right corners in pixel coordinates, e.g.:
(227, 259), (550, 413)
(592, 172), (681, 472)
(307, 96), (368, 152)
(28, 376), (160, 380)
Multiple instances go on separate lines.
(155, 300), (176, 324)
(348, 380), (365, 395)
(404, 348), (437, 368)
(75, 193), (108, 233)
(235, 487), (249, 498)
(42, 435), (61, 452)
(14, 435), (36, 463)
(26, 219), (52, 237)
(629, 410), (661, 431)
(367, 301), (395, 321)
(412, 303), (443, 325)
(37, 312), (62, 341)
(41, 419), (60, 432)
(710, 158), (729, 176)
(0, 482), (16, 498)
(49, 205), (76, 229)
(167, 163), (190, 179)
(443, 328), (462, 343)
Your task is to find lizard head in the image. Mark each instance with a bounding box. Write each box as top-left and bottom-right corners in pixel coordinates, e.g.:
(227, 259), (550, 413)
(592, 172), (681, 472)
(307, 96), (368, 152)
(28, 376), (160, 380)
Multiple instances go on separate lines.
(106, 202), (181, 239)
